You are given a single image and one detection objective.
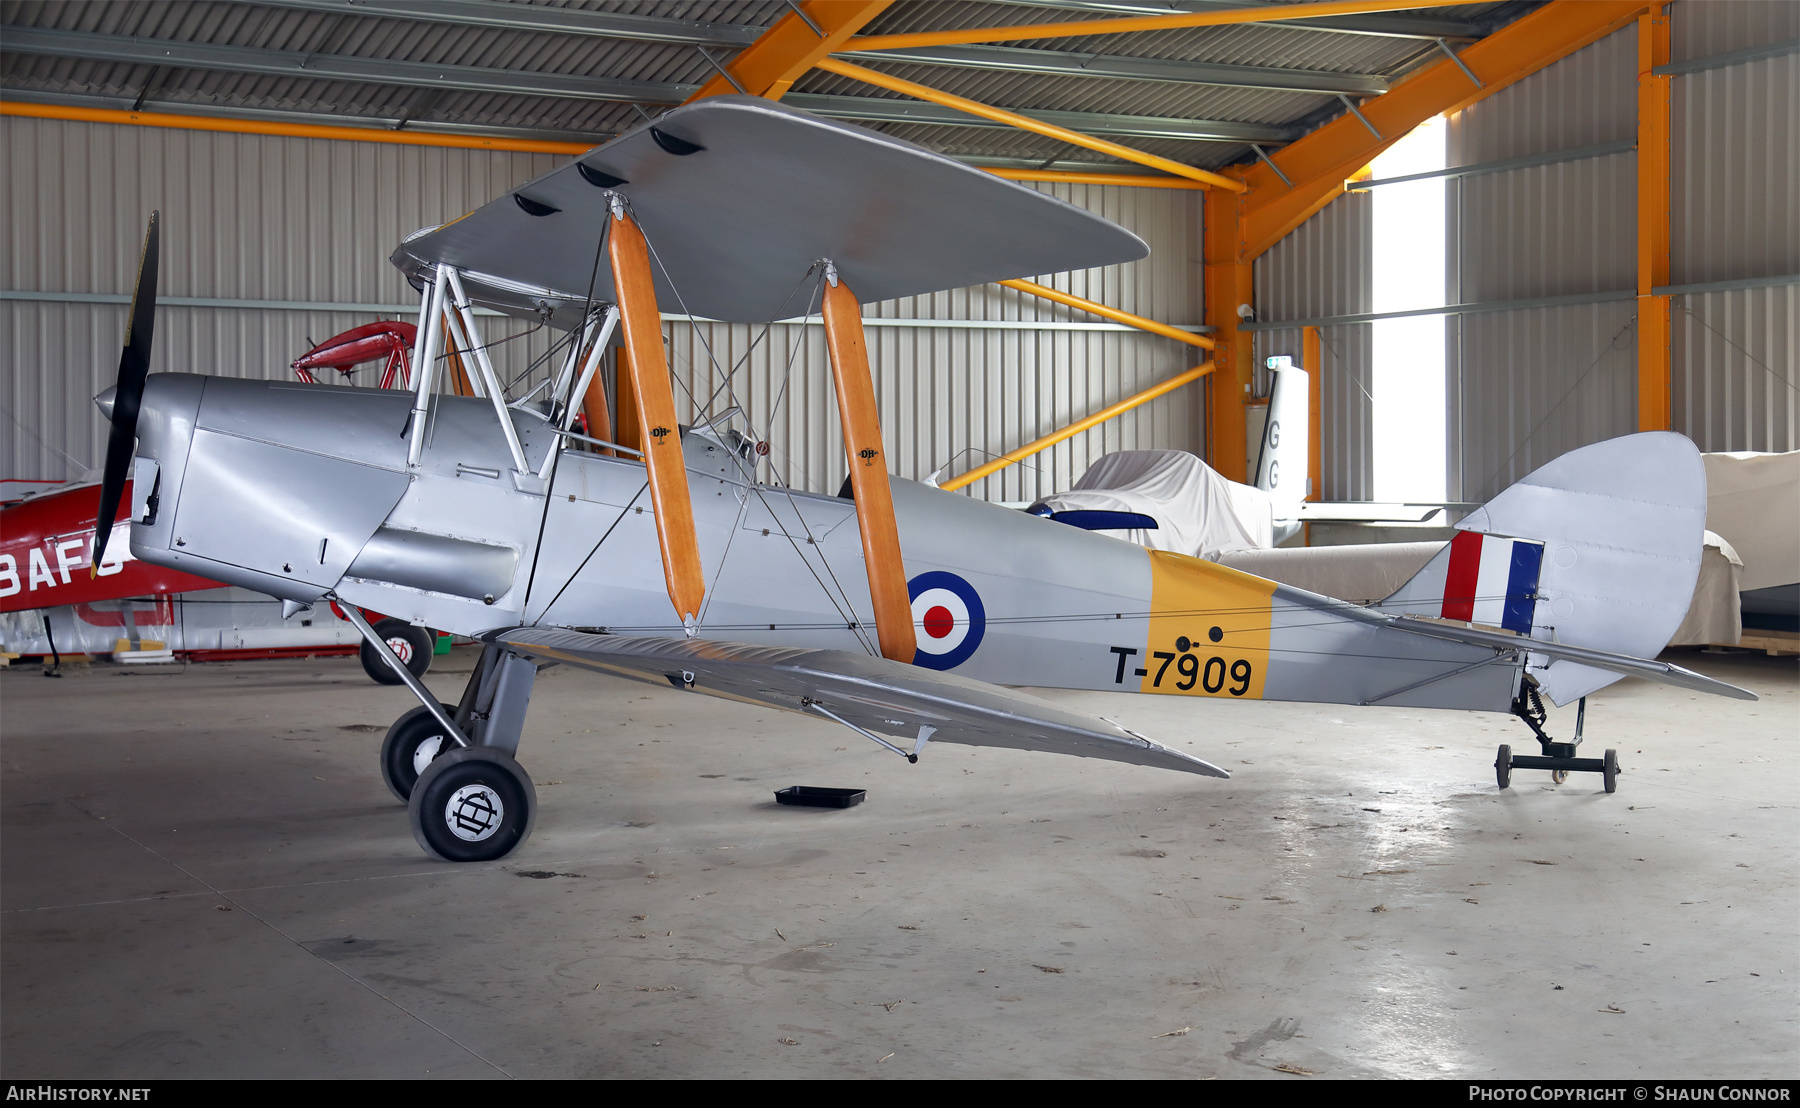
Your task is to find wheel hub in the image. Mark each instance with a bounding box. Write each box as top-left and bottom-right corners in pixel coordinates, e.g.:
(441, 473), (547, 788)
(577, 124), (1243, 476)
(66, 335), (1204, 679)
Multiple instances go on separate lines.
(412, 735), (444, 776)
(445, 784), (504, 841)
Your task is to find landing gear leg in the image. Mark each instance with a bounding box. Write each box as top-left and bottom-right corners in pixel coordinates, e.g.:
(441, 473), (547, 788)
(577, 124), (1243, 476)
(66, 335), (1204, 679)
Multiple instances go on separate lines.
(1497, 689), (1619, 793)
(340, 602), (546, 860)
(408, 645), (543, 862)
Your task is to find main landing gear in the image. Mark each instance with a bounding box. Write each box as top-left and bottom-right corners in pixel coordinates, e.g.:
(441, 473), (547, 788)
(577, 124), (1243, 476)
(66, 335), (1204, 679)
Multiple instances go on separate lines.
(341, 600), (544, 861)
(1495, 686), (1619, 794)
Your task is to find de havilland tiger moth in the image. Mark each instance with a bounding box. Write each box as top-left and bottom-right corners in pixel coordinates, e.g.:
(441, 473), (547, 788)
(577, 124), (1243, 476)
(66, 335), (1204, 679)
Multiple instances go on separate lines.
(85, 97), (1751, 863)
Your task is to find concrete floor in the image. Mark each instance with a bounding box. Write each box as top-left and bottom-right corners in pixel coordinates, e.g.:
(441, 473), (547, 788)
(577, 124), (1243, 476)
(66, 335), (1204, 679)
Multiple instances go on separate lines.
(2, 646), (1794, 1079)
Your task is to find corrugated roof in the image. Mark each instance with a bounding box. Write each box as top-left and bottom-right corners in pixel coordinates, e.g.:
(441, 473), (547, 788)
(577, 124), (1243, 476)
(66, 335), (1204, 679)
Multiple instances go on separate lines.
(0, 0), (1537, 169)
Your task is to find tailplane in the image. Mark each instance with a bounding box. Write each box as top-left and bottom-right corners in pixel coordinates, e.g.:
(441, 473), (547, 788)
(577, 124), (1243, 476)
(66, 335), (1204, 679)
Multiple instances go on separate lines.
(1377, 432), (1707, 705)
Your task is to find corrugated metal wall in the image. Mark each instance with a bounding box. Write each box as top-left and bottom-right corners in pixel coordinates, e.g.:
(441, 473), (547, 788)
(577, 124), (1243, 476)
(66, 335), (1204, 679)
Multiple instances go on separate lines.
(1443, 1), (1797, 500)
(1252, 189), (1375, 501)
(1444, 24), (1641, 501)
(1667, 2), (1799, 454)
(1, 115), (1204, 501)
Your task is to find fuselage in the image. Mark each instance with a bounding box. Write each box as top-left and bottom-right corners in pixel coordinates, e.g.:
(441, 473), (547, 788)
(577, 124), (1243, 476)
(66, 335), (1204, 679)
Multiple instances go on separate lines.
(124, 374), (1519, 714)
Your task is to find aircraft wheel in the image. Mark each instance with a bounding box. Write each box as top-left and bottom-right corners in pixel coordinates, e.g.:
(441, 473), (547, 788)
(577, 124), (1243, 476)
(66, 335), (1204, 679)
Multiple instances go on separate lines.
(1495, 744), (1511, 790)
(409, 747), (536, 863)
(1551, 768), (1568, 785)
(1602, 749), (1619, 794)
(361, 619), (433, 685)
(380, 703), (459, 802)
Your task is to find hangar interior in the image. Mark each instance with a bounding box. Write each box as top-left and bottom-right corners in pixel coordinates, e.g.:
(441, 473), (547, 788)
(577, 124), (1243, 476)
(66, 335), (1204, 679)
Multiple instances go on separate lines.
(2, 0), (1795, 1081)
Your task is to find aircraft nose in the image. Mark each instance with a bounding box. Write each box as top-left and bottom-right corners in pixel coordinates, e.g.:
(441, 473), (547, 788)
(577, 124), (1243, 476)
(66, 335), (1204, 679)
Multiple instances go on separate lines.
(95, 386), (118, 422)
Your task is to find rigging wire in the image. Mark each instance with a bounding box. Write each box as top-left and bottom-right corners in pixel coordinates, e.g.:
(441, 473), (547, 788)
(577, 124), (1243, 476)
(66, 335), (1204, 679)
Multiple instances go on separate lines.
(1476, 315), (1634, 498)
(762, 269), (829, 490)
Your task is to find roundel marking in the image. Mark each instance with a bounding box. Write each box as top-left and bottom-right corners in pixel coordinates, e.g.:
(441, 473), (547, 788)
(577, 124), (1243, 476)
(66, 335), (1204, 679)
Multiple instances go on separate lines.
(907, 570), (985, 671)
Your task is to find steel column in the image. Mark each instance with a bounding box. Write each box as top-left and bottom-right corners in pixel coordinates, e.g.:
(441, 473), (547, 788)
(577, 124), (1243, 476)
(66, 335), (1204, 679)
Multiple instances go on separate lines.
(1205, 189), (1255, 482)
(1636, 6), (1673, 432)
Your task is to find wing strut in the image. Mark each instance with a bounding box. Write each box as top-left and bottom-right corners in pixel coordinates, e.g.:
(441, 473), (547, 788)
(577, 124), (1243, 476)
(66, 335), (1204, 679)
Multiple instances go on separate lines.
(607, 195), (706, 630)
(821, 262), (917, 664)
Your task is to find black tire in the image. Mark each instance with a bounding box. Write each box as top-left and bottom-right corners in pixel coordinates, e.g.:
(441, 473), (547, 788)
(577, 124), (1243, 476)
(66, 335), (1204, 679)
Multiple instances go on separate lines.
(1603, 748), (1619, 794)
(1495, 744), (1512, 790)
(409, 747), (536, 863)
(380, 703), (460, 802)
(361, 619), (433, 685)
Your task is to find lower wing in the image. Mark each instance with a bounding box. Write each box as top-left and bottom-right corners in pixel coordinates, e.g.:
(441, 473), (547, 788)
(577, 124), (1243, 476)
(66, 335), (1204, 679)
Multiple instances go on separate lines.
(498, 627), (1229, 778)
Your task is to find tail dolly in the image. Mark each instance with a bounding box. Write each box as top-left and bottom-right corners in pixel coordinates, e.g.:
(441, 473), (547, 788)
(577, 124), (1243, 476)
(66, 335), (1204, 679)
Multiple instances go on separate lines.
(1494, 684), (1620, 793)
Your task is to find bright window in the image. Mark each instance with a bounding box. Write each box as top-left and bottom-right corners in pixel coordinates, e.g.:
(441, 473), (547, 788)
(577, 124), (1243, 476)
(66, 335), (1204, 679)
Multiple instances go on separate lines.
(1369, 116), (1447, 503)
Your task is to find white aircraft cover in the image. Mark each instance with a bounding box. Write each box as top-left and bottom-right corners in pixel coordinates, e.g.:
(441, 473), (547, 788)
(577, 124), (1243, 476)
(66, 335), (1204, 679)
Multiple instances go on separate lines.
(1701, 450), (1799, 592)
(1033, 450), (1273, 557)
(392, 97), (1149, 326)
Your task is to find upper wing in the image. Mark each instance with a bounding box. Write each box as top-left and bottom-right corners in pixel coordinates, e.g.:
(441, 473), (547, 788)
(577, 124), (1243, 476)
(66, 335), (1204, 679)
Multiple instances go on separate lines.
(497, 627), (1228, 778)
(391, 97), (1148, 327)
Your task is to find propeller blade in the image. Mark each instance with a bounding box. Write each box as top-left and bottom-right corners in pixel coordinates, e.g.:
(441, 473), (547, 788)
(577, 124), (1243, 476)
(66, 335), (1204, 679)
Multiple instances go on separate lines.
(91, 211), (159, 573)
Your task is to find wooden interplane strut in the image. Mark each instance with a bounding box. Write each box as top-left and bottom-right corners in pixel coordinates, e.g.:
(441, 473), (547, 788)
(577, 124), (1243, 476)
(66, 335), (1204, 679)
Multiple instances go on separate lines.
(821, 269), (916, 665)
(606, 199), (706, 627)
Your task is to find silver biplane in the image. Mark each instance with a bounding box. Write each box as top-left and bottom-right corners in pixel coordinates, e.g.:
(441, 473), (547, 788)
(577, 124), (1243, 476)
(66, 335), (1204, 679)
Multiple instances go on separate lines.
(90, 98), (1751, 862)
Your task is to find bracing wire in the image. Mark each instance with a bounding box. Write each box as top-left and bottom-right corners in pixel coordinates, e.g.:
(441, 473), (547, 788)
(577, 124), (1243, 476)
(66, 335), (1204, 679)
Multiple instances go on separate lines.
(1477, 315), (1634, 497)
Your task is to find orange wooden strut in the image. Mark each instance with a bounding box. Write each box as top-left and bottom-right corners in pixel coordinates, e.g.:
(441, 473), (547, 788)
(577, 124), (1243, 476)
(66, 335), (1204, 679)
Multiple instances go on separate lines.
(820, 269), (917, 665)
(606, 200), (706, 627)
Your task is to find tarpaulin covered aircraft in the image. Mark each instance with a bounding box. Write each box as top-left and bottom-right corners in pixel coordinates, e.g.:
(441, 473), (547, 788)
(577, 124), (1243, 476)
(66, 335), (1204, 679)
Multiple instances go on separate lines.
(89, 97), (1749, 863)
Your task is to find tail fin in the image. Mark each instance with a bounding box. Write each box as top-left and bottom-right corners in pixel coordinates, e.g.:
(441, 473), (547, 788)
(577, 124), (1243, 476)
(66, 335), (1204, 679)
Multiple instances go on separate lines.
(1253, 359), (1309, 517)
(1377, 432), (1707, 705)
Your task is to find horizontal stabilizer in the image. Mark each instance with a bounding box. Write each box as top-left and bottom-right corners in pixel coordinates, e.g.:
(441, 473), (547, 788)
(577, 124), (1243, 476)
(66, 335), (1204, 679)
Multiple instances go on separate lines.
(1385, 615), (1756, 701)
(497, 628), (1228, 778)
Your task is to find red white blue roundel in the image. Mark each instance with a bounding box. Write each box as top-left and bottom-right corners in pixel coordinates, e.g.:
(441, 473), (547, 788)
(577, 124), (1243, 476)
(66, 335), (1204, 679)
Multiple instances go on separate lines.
(908, 570), (985, 670)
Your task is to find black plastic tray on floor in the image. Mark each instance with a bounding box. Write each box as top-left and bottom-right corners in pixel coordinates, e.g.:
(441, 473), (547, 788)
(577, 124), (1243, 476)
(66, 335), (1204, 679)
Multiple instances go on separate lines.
(775, 786), (866, 809)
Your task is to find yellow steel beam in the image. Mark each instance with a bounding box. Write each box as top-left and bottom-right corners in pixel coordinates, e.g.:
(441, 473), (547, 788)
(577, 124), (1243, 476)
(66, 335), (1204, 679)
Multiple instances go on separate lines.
(999, 278), (1214, 350)
(685, 1), (893, 102)
(845, 0), (1492, 52)
(941, 362), (1214, 493)
(982, 168), (1207, 190)
(1637, 6), (1673, 432)
(1237, 0), (1649, 261)
(815, 58), (1243, 191)
(821, 270), (917, 664)
(1, 100), (594, 155)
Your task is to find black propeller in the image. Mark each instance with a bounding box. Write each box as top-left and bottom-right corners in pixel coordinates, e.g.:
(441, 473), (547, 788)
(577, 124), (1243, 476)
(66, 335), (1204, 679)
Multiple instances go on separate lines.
(91, 211), (159, 573)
